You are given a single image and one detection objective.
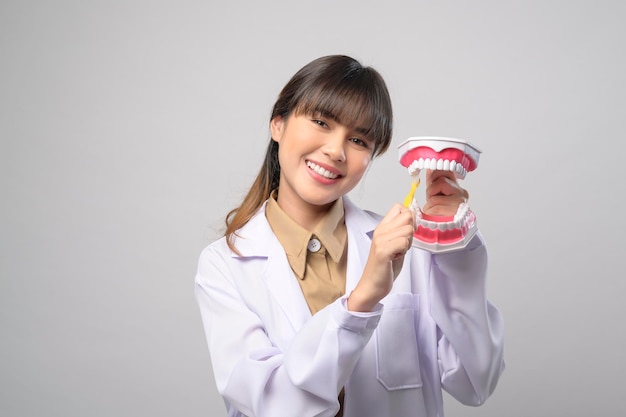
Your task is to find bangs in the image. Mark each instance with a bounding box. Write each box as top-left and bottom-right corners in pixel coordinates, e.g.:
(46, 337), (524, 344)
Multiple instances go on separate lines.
(291, 67), (392, 155)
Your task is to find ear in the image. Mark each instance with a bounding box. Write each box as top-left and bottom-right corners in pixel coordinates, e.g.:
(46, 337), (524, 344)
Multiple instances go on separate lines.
(270, 116), (284, 143)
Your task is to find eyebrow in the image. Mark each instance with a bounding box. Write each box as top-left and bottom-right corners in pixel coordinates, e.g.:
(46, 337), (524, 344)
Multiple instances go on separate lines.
(315, 110), (370, 137)
(353, 125), (371, 136)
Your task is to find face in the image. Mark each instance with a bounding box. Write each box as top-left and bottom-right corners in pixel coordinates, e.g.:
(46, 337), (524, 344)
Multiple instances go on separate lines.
(270, 112), (374, 218)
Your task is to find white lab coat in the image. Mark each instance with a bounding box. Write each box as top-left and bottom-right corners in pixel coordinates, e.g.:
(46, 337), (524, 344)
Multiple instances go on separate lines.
(195, 196), (504, 417)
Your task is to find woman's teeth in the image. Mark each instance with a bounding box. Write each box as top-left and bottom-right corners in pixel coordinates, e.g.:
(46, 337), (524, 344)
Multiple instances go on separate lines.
(306, 161), (339, 179)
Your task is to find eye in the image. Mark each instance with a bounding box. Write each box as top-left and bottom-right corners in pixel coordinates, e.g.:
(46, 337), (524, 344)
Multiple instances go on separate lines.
(350, 137), (370, 148)
(312, 119), (328, 128)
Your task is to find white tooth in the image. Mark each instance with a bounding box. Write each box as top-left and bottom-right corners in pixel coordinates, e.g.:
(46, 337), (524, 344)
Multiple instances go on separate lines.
(443, 160), (450, 171)
(455, 206), (464, 221)
(450, 160), (457, 171)
(430, 159), (437, 170)
(309, 162), (336, 179)
(418, 158), (424, 169)
(436, 159), (443, 170)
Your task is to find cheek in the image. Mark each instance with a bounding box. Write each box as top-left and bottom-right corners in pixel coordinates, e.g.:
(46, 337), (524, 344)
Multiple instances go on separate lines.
(360, 154), (372, 170)
(350, 154), (372, 177)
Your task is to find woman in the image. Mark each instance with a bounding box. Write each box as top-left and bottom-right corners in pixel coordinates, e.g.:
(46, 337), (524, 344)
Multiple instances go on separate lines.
(195, 54), (504, 417)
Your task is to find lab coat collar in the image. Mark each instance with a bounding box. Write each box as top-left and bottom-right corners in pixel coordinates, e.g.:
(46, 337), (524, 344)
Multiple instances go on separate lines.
(228, 200), (275, 258)
(230, 196), (380, 331)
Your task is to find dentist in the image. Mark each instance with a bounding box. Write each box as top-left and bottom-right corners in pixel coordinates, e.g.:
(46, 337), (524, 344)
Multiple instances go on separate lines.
(195, 54), (504, 417)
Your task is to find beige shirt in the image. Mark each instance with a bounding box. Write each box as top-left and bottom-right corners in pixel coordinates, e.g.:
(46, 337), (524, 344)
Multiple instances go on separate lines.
(265, 192), (347, 315)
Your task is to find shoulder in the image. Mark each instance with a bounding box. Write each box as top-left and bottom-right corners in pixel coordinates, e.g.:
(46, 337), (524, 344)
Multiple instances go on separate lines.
(199, 201), (277, 265)
(195, 231), (273, 289)
(196, 236), (233, 276)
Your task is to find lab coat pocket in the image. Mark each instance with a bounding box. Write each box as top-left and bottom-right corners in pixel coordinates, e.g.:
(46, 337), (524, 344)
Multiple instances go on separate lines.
(375, 293), (423, 390)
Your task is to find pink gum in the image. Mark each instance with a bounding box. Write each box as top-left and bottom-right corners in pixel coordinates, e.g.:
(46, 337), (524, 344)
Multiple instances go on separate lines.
(399, 147), (477, 172)
(414, 211), (476, 245)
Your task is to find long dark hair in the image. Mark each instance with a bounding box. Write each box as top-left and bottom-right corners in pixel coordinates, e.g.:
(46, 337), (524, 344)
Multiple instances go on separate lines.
(225, 55), (393, 253)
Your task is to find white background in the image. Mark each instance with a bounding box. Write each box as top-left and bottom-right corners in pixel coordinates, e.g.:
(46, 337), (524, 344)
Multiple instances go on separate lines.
(2, 1), (625, 416)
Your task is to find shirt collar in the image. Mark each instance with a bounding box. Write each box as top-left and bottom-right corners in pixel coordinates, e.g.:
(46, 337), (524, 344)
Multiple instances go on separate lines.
(265, 191), (346, 278)
(313, 197), (346, 264)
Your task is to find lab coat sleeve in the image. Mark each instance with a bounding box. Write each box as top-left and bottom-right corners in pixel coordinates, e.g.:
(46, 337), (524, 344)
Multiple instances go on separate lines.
(426, 232), (505, 406)
(194, 246), (381, 417)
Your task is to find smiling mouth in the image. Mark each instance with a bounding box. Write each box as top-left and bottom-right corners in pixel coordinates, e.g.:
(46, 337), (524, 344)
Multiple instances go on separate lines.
(306, 161), (341, 179)
(397, 136), (481, 253)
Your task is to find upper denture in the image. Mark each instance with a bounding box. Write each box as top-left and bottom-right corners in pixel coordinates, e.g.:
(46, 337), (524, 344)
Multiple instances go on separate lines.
(397, 137), (481, 179)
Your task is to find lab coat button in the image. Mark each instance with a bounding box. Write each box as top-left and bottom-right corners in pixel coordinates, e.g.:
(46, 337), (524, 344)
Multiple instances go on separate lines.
(307, 238), (321, 252)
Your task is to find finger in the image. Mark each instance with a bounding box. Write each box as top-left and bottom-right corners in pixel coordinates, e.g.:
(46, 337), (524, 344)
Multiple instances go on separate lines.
(422, 191), (469, 216)
(426, 177), (469, 200)
(425, 169), (456, 186)
(424, 193), (467, 207)
(392, 232), (415, 258)
(379, 203), (411, 225)
(378, 211), (415, 236)
(375, 223), (415, 248)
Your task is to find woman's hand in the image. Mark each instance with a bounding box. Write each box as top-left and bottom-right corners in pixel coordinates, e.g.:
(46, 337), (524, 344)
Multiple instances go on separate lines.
(347, 204), (414, 312)
(421, 170), (469, 217)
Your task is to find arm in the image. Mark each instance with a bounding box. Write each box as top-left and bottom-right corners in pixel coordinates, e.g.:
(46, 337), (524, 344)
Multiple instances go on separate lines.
(428, 233), (505, 405)
(421, 170), (505, 405)
(348, 204), (415, 312)
(194, 247), (381, 417)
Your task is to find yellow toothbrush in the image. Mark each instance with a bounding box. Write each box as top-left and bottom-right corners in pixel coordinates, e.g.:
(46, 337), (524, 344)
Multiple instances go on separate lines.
(403, 177), (420, 208)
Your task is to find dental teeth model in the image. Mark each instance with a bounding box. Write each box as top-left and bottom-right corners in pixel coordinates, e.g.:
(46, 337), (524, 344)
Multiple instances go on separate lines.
(398, 136), (482, 253)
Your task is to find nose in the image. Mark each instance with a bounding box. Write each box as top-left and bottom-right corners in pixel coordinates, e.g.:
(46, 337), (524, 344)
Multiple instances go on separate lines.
(322, 133), (346, 162)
